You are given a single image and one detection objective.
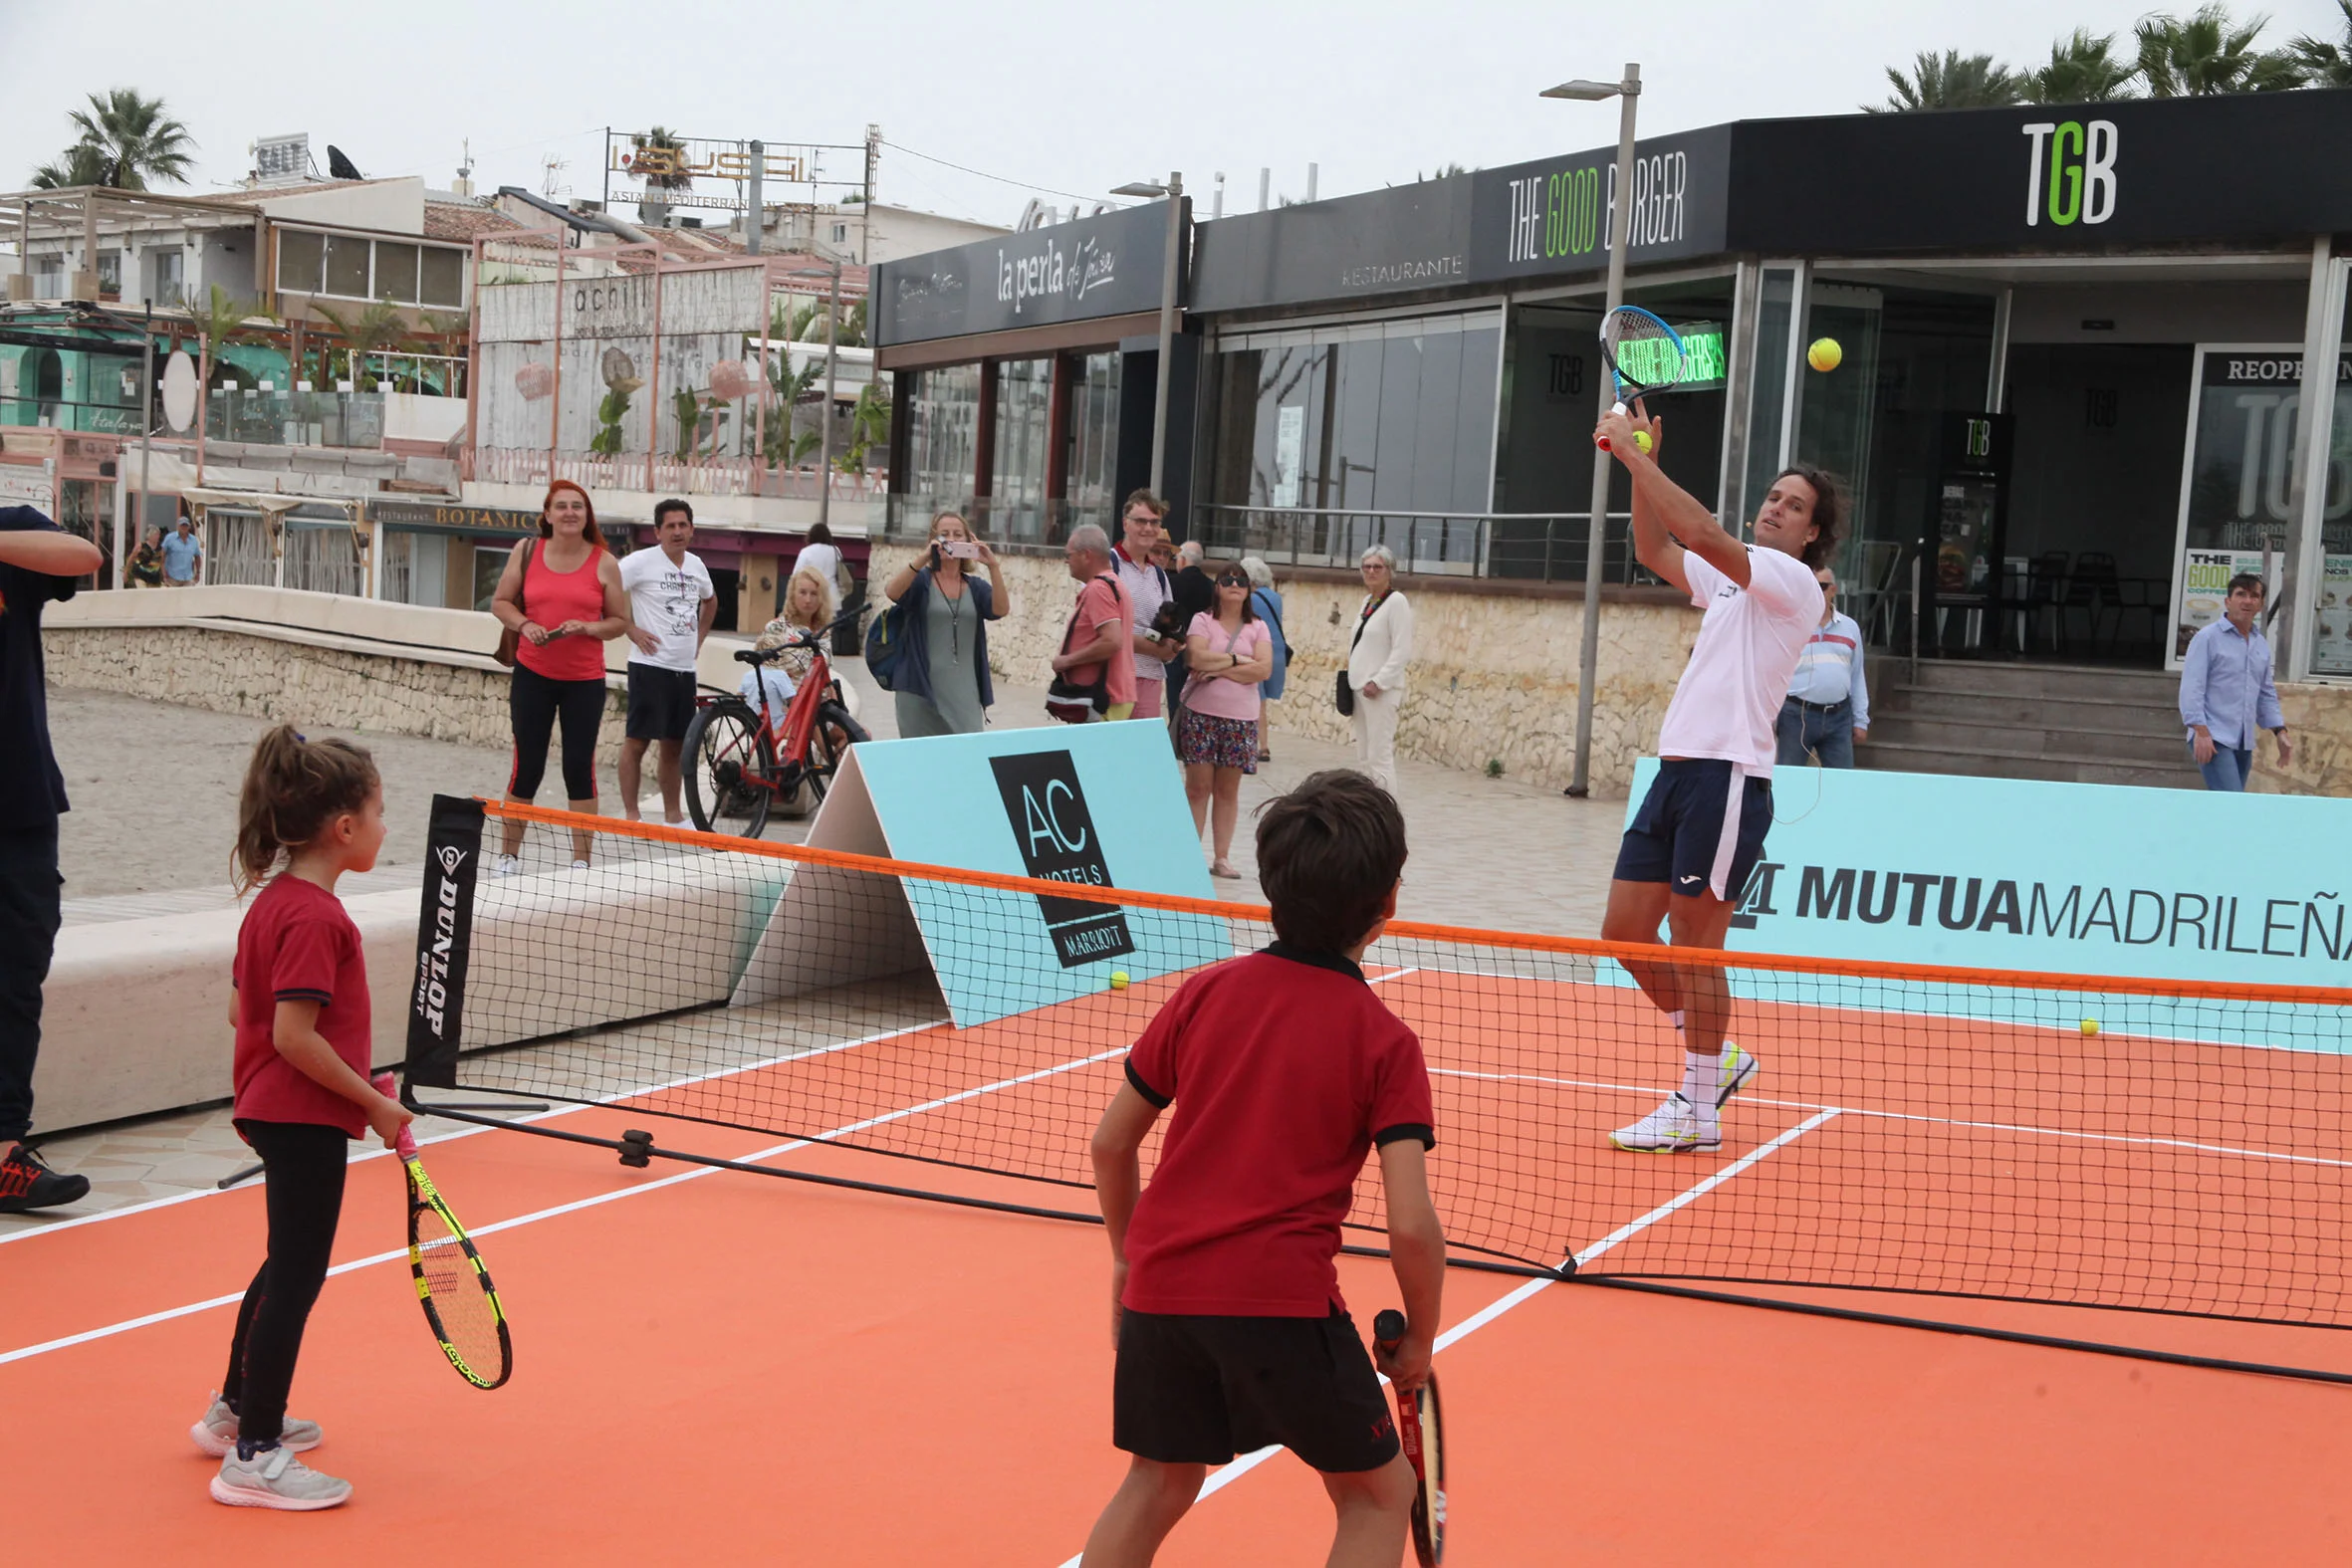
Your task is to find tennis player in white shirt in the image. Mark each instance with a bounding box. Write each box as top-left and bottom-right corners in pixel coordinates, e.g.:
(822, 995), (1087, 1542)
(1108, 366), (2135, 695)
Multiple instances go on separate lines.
(1594, 399), (1845, 1154)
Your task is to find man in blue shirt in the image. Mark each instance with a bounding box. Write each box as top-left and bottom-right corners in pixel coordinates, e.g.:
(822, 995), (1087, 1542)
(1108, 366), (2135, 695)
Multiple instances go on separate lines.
(2180, 572), (2291, 791)
(0, 506), (100, 1211)
(1774, 565), (1870, 769)
(160, 515), (201, 585)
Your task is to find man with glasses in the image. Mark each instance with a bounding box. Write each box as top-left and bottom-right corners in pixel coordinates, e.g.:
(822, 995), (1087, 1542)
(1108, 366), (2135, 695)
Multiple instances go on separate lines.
(1774, 566), (1870, 769)
(1112, 491), (1180, 722)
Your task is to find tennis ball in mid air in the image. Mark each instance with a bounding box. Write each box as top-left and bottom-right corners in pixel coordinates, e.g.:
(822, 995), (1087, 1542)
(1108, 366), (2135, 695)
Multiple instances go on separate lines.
(2080, 1018), (2100, 1036)
(1807, 337), (1843, 372)
(1109, 971), (1130, 990)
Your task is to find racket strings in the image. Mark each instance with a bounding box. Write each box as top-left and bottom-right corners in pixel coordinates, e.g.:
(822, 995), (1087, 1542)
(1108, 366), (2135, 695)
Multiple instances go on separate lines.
(1600, 308), (1688, 393)
(413, 1202), (507, 1376)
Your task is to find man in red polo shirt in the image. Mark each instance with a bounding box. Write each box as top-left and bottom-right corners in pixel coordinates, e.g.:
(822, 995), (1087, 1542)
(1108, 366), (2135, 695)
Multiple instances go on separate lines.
(1081, 770), (1444, 1567)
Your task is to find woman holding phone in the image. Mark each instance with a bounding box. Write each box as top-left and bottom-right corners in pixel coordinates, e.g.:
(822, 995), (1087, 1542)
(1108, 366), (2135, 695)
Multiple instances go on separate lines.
(878, 510), (1006, 737)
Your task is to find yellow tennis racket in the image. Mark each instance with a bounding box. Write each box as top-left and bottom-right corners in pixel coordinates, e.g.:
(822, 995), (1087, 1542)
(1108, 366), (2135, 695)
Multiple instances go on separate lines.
(374, 1074), (512, 1389)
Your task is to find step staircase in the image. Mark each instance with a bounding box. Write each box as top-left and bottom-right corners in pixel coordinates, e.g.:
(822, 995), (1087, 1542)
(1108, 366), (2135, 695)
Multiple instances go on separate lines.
(1858, 658), (2200, 789)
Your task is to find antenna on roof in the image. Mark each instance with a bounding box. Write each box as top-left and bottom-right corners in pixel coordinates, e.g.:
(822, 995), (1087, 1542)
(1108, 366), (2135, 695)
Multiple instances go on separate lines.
(542, 153), (570, 199)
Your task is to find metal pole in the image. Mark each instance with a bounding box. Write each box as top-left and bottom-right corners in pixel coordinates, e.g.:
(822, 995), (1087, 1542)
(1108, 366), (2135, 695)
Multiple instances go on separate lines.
(817, 259), (840, 530)
(1566, 65), (1640, 798)
(2279, 238), (2343, 682)
(1149, 172), (1183, 497)
(131, 303), (153, 584)
(746, 139), (763, 256)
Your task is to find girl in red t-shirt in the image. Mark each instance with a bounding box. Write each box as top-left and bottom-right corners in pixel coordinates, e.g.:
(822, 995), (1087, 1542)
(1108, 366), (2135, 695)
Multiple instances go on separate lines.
(195, 726), (409, 1511)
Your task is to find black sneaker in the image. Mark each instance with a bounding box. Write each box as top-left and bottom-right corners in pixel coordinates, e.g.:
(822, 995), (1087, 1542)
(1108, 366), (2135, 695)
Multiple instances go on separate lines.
(0, 1143), (91, 1212)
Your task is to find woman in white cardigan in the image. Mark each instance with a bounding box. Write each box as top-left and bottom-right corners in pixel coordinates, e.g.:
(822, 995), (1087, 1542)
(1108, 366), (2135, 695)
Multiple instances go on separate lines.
(1344, 544), (1414, 795)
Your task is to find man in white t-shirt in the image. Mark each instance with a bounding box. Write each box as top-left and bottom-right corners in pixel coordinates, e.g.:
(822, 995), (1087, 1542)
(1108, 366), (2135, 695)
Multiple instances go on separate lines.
(618, 499), (717, 824)
(1594, 401), (1843, 1155)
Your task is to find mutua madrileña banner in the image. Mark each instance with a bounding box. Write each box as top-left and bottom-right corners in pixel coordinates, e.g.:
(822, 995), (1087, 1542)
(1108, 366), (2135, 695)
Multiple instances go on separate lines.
(1624, 761), (2349, 1048)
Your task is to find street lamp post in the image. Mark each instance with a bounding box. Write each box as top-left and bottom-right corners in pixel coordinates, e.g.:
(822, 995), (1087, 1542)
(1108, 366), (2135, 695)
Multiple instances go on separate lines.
(1112, 173), (1185, 497)
(1545, 65), (1641, 798)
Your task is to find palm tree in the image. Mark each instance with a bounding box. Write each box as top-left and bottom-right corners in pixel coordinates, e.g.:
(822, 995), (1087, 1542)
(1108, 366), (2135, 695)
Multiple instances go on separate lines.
(30, 142), (107, 189)
(1869, 51), (2023, 112)
(631, 126), (690, 225)
(2291, 0), (2352, 85)
(2135, 6), (2308, 94)
(64, 89), (195, 189)
(2022, 29), (2142, 102)
(309, 300), (407, 388)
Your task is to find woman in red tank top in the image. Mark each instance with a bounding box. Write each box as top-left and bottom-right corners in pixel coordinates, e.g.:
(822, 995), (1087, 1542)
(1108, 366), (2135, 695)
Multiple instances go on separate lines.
(489, 481), (627, 869)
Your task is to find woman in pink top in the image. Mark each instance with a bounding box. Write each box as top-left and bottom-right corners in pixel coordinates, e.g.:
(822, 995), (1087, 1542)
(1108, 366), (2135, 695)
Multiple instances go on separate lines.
(489, 480), (628, 870)
(1178, 563), (1275, 878)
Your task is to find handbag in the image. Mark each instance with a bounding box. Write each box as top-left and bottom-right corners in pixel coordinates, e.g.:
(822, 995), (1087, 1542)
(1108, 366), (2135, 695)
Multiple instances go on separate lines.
(1335, 592), (1384, 717)
(492, 540), (530, 668)
(863, 575), (912, 691)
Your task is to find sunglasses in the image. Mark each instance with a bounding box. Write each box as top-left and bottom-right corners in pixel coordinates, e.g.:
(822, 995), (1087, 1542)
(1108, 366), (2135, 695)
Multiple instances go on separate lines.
(1216, 573), (1248, 587)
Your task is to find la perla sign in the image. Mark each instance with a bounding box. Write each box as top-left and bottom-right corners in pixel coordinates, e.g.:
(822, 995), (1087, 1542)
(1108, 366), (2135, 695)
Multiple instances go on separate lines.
(2020, 120), (2119, 227)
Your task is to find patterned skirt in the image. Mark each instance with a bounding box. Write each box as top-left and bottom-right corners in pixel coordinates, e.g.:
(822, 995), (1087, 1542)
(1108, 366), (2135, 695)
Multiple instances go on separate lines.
(1177, 709), (1260, 773)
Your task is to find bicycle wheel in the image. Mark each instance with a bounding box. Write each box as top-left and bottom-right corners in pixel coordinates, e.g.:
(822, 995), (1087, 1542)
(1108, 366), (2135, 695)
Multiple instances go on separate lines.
(682, 699), (775, 838)
(800, 700), (870, 807)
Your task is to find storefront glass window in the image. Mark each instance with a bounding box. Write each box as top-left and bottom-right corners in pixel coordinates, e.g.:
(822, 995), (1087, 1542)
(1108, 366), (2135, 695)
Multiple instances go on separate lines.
(902, 362), (982, 514)
(1204, 311), (1499, 569)
(1739, 269), (1796, 534)
(990, 357), (1053, 543)
(1066, 351), (1121, 533)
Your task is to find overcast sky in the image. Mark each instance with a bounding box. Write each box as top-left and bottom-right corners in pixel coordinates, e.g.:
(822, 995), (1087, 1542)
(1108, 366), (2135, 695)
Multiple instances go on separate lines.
(3, 0), (2346, 226)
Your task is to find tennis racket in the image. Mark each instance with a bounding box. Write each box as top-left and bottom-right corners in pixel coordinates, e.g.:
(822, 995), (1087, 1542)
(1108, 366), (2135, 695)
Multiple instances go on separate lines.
(372, 1074), (513, 1390)
(1593, 305), (1690, 453)
(1372, 1309), (1446, 1566)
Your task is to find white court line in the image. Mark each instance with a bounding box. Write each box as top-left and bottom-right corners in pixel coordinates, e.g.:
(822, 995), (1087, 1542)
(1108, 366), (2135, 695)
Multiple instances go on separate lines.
(0, 1016), (954, 1250)
(1047, 1108), (1840, 1568)
(1427, 1063), (2352, 1171)
(0, 1044), (1127, 1369)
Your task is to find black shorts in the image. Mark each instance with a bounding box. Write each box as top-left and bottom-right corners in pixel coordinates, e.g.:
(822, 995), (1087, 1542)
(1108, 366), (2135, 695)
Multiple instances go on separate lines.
(1613, 758), (1772, 903)
(624, 664), (698, 741)
(1113, 1305), (1398, 1473)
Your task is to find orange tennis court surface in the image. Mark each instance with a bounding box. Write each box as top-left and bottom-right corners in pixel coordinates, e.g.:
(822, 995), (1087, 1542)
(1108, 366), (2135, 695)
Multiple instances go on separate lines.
(11, 971), (2352, 1562)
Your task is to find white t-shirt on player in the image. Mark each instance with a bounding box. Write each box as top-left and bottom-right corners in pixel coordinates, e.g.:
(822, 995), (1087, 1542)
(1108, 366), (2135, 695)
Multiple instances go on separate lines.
(1656, 546), (1825, 778)
(619, 547), (716, 672)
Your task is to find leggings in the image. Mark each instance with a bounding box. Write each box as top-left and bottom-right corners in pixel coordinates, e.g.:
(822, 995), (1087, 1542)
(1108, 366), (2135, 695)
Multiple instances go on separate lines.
(509, 663), (604, 801)
(221, 1119), (349, 1447)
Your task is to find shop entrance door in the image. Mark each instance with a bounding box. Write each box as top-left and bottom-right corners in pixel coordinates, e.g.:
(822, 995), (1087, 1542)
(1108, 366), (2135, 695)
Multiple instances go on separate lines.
(2000, 342), (2193, 665)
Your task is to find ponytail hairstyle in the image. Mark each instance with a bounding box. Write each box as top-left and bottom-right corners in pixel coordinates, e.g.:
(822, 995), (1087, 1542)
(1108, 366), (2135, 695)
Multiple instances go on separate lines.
(232, 725), (381, 895)
(539, 479), (605, 549)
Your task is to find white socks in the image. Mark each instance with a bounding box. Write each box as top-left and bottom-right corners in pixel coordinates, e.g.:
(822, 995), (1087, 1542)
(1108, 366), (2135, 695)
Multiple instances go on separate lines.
(1679, 1049), (1721, 1135)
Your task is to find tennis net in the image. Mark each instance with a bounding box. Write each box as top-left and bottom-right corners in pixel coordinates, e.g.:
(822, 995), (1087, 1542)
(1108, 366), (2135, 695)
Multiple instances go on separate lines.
(405, 795), (2352, 1377)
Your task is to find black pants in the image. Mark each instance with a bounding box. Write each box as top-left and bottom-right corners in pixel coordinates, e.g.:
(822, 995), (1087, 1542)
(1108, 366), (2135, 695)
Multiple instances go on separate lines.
(0, 824), (62, 1145)
(222, 1120), (349, 1447)
(509, 663), (604, 801)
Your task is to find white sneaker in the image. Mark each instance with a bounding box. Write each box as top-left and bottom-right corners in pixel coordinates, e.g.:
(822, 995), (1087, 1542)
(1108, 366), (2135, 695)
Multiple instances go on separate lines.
(572, 858), (591, 871)
(210, 1444), (353, 1510)
(1715, 1042), (1760, 1106)
(189, 1392), (321, 1457)
(492, 854), (520, 878)
(1610, 1092), (1720, 1153)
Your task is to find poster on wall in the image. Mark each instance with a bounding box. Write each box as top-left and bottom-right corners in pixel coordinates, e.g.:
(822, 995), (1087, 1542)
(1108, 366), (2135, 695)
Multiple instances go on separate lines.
(2169, 344), (2352, 666)
(2313, 553), (2352, 675)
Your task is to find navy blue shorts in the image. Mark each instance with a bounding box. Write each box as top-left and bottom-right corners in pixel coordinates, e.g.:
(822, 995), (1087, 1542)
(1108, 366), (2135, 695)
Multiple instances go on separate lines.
(1613, 759), (1772, 902)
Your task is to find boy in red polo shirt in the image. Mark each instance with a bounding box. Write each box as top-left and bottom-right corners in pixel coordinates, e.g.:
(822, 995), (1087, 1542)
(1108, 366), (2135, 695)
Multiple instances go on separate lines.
(1082, 770), (1444, 1567)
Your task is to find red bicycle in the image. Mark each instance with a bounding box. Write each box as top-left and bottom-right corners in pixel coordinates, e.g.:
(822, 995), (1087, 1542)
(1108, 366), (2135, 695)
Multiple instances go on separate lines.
(683, 608), (870, 837)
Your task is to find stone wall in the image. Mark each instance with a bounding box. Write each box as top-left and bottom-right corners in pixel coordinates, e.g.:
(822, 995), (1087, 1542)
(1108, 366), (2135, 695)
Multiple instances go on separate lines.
(2253, 683), (2352, 794)
(870, 544), (1702, 797)
(44, 622), (630, 768)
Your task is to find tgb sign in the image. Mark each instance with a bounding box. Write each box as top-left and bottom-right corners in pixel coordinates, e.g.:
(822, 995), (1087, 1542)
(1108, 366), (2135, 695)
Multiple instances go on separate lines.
(2020, 119), (2118, 228)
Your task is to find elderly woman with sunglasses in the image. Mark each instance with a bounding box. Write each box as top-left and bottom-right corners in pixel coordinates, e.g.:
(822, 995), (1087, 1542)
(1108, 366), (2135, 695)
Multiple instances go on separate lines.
(1177, 562), (1275, 877)
(1343, 545), (1414, 796)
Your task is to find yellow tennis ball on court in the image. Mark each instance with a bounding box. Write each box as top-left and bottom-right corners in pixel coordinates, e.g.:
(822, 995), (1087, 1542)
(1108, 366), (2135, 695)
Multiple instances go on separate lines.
(1807, 337), (1843, 372)
(1633, 430), (1652, 454)
(2080, 1018), (2100, 1036)
(1109, 971), (1130, 990)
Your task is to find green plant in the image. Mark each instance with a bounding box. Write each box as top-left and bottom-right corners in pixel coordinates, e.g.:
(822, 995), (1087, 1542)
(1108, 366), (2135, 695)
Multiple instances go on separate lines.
(310, 299), (406, 387)
(2291, 0), (2352, 84)
(1485, 758), (1505, 780)
(33, 89), (193, 190)
(192, 285), (274, 397)
(2021, 29), (2143, 102)
(839, 380), (890, 474)
(590, 384), (633, 455)
(671, 385), (730, 461)
(762, 353), (823, 466)
(1870, 50), (2023, 112)
(2136, 5), (2307, 94)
